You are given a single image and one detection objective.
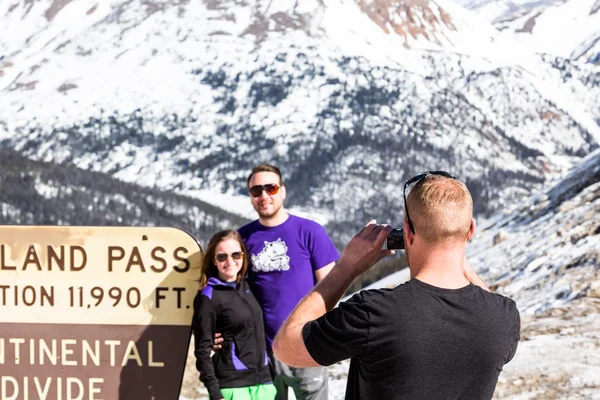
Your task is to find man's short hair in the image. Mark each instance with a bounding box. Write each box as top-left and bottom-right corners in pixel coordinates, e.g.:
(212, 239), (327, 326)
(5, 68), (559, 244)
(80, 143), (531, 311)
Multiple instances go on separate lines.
(247, 164), (284, 187)
(406, 175), (473, 244)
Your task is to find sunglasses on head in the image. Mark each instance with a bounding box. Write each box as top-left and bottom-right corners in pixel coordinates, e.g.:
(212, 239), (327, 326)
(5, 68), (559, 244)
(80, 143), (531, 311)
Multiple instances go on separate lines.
(215, 251), (244, 262)
(249, 183), (280, 198)
(403, 170), (457, 234)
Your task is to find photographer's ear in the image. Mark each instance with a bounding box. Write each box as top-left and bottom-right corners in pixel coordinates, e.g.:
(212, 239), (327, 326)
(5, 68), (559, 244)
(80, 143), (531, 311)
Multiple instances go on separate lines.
(280, 185), (286, 200)
(403, 219), (414, 246)
(466, 218), (476, 241)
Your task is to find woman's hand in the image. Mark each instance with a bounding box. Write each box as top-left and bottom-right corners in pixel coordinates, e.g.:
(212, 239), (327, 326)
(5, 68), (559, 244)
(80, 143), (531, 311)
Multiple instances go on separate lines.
(213, 332), (224, 350)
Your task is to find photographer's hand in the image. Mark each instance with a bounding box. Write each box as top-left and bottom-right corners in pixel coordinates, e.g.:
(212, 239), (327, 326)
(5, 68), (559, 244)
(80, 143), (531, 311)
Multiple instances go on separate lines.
(273, 220), (394, 368)
(336, 220), (395, 281)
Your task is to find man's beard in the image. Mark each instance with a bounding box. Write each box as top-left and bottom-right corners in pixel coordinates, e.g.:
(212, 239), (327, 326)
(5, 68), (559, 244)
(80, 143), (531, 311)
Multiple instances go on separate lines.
(256, 202), (281, 219)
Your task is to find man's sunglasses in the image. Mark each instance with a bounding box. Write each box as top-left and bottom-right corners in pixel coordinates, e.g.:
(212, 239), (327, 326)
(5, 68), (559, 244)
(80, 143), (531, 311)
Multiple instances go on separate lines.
(249, 184), (280, 198)
(215, 251), (244, 262)
(404, 171), (456, 234)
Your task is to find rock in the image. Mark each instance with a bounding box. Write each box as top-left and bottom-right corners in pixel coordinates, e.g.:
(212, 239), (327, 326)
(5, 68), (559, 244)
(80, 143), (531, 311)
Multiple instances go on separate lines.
(493, 230), (509, 245)
(588, 280), (600, 299)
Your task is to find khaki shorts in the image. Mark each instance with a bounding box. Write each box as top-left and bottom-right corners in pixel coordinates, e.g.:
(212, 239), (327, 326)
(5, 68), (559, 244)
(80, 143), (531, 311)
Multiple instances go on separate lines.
(268, 351), (328, 400)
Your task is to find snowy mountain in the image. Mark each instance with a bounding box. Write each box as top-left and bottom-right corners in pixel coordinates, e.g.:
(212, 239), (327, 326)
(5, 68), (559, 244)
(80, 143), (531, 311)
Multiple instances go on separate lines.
(1, 2), (599, 398)
(1, 0), (599, 247)
(470, 147), (599, 317)
(463, 0), (600, 64)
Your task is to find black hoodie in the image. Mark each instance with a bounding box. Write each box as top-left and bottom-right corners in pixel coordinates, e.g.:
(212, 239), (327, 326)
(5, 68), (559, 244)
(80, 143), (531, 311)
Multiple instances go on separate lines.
(193, 277), (272, 399)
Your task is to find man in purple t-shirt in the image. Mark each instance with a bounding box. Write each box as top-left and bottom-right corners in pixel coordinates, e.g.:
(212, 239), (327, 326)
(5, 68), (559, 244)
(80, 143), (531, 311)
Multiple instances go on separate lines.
(238, 164), (340, 400)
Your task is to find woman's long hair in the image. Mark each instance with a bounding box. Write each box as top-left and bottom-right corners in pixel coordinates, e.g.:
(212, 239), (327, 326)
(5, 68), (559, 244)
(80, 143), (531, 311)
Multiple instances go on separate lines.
(198, 230), (249, 289)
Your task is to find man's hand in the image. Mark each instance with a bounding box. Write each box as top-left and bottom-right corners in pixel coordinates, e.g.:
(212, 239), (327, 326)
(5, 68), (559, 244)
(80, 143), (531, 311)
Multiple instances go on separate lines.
(213, 333), (224, 351)
(337, 220), (395, 280)
(273, 220), (394, 367)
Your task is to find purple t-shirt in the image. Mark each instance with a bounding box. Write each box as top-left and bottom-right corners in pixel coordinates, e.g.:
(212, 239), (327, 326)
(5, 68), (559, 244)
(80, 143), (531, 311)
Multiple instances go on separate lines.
(238, 214), (340, 348)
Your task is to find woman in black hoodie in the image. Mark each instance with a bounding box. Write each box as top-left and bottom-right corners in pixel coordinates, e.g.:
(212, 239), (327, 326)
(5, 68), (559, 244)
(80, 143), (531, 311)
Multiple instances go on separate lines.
(193, 230), (276, 400)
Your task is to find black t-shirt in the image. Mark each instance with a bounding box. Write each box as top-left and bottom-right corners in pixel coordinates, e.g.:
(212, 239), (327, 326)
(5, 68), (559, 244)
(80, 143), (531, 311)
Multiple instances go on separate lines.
(302, 279), (520, 400)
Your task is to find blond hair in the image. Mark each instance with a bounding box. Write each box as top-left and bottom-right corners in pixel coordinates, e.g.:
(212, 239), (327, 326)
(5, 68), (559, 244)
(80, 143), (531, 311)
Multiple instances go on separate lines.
(406, 175), (473, 245)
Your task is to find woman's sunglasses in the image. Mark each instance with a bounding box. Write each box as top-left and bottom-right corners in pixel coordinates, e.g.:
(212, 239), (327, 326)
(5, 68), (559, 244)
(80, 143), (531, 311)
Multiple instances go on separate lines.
(215, 252), (244, 262)
(249, 184), (280, 198)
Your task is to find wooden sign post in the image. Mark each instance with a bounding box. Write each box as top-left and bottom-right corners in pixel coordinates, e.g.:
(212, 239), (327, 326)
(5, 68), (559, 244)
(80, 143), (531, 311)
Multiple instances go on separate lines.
(0, 226), (202, 400)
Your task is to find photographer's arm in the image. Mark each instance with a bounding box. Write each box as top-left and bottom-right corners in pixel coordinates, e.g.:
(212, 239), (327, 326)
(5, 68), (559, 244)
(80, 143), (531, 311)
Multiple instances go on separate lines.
(462, 218), (490, 292)
(463, 257), (490, 292)
(273, 222), (393, 367)
(272, 265), (355, 367)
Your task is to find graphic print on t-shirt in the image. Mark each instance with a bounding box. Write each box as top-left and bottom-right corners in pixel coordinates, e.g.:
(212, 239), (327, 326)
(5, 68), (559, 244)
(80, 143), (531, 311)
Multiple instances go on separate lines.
(251, 238), (291, 272)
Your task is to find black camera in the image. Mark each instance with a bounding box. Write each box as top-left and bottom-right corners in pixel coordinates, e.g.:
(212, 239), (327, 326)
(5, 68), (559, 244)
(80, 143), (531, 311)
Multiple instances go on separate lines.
(385, 228), (405, 250)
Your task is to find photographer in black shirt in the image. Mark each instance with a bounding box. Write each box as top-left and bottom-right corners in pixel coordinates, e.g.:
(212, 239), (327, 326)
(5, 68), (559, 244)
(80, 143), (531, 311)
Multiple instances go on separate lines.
(273, 171), (520, 400)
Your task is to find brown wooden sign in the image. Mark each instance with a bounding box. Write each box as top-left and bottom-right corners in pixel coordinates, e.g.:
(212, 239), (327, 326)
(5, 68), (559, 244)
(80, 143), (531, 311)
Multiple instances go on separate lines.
(0, 226), (202, 400)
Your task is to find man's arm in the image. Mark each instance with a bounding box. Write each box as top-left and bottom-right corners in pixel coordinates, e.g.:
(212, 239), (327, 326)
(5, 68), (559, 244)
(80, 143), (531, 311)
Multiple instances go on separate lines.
(310, 223), (340, 283)
(314, 261), (335, 282)
(463, 257), (490, 292)
(273, 222), (393, 367)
